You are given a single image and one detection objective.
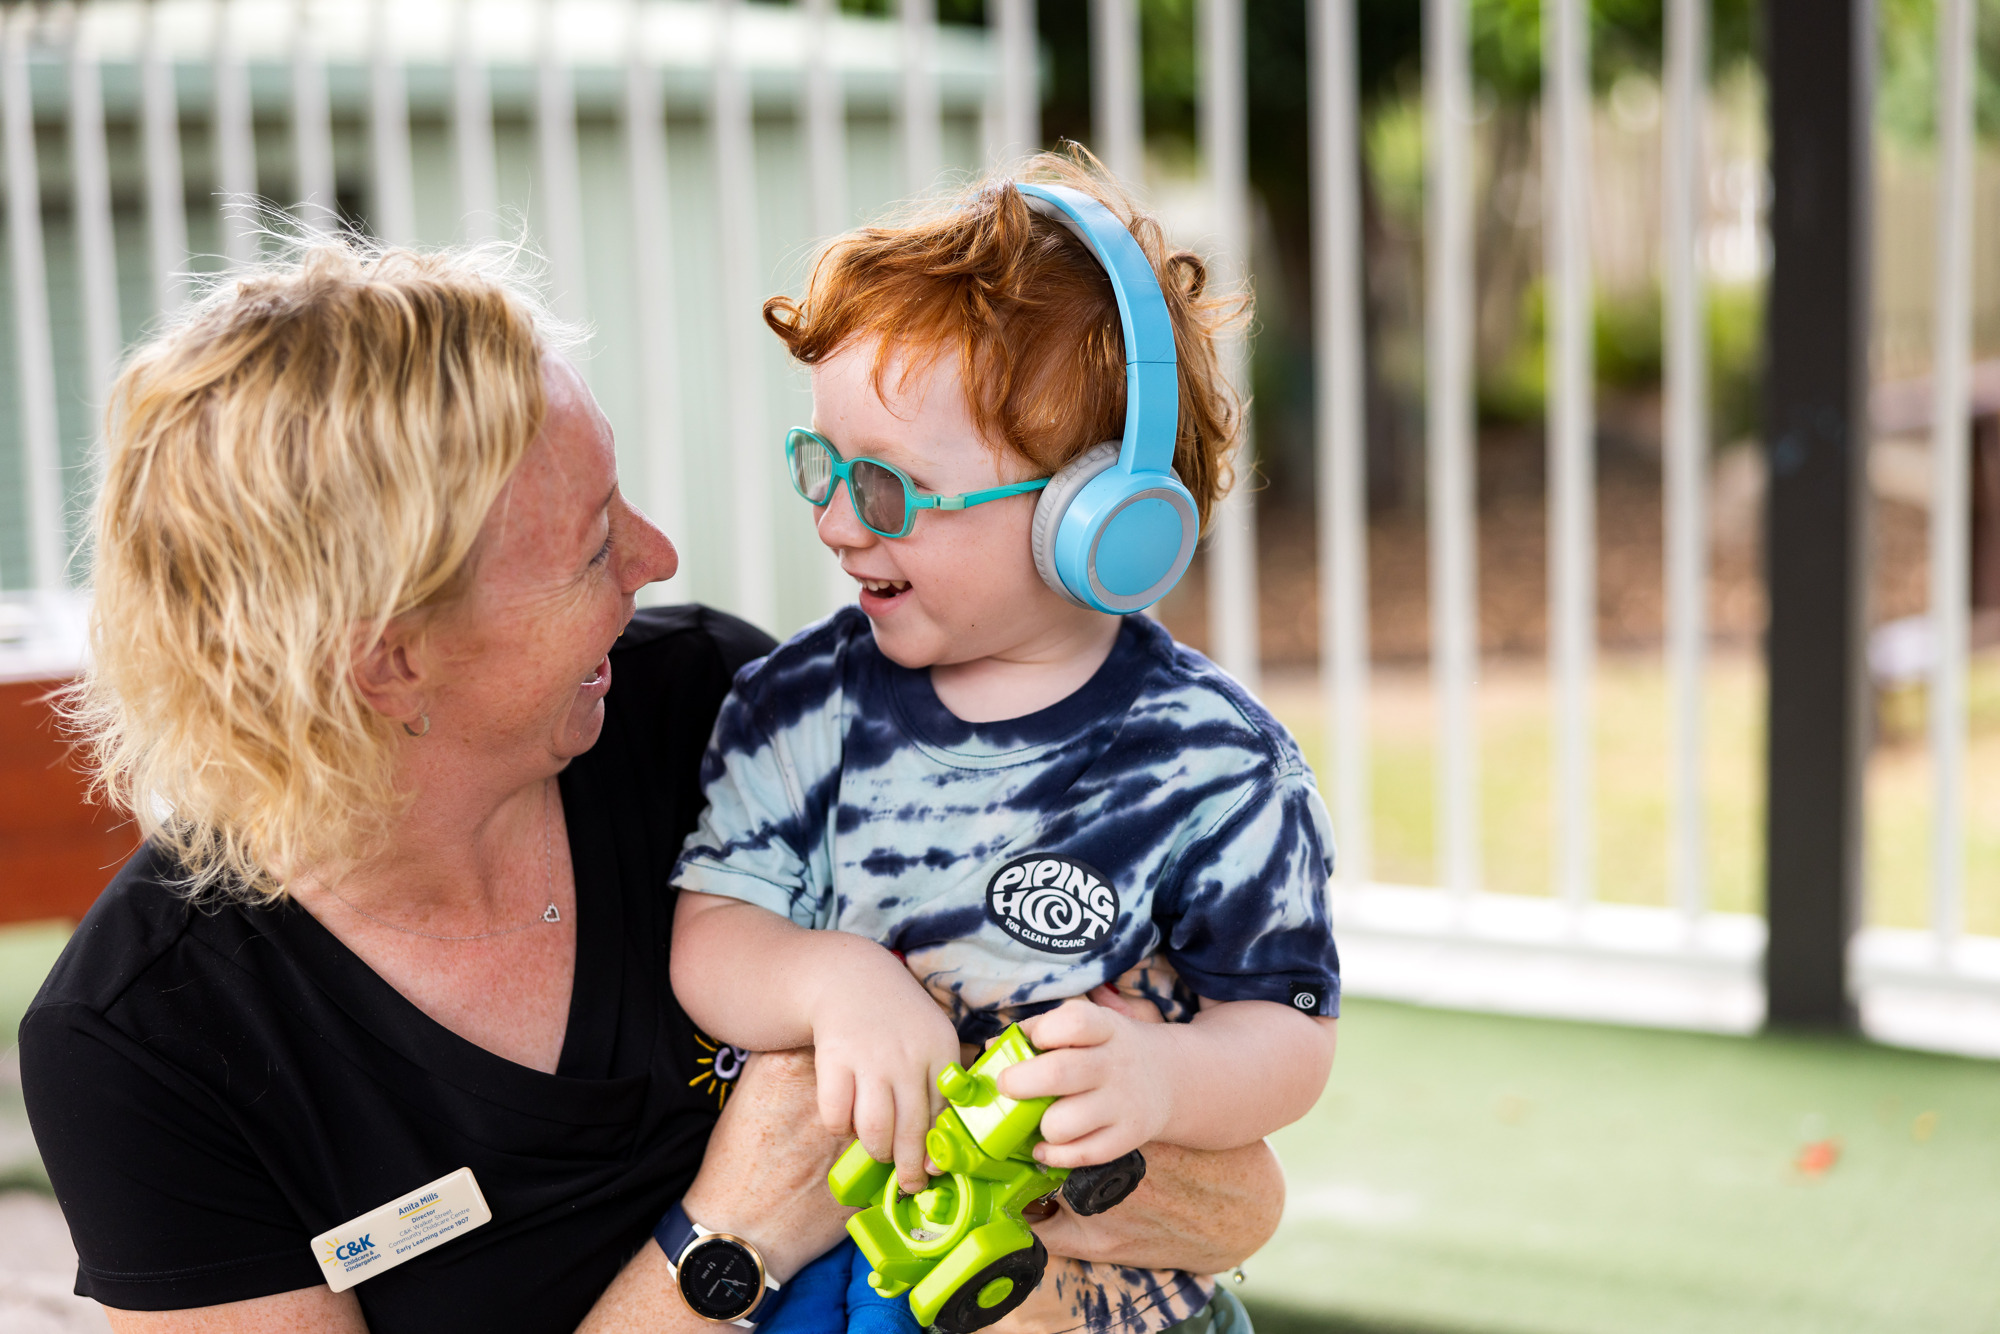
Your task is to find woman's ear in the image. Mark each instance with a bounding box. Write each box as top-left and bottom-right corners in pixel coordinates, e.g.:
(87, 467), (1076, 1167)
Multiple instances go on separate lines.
(351, 617), (427, 724)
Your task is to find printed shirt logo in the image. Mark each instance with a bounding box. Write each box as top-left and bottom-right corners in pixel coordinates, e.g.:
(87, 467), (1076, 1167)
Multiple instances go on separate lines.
(985, 854), (1119, 954)
(691, 1031), (751, 1107)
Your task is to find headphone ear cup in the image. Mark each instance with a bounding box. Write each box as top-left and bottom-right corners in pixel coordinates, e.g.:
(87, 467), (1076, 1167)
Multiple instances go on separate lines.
(1032, 442), (1121, 607)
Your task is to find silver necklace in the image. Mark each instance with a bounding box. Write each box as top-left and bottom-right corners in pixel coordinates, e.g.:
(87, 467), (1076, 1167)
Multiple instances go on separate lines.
(327, 780), (564, 942)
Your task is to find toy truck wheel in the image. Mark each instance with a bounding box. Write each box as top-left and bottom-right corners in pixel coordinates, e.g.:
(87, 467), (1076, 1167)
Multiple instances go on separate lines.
(930, 1237), (1047, 1334)
(1059, 1150), (1147, 1216)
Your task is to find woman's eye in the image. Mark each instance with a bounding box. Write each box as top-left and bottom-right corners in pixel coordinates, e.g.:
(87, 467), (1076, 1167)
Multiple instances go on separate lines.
(590, 535), (614, 567)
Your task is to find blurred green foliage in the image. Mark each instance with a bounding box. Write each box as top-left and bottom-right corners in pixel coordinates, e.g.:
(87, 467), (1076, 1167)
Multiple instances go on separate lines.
(1479, 281), (1764, 442)
(1877, 0), (2000, 143)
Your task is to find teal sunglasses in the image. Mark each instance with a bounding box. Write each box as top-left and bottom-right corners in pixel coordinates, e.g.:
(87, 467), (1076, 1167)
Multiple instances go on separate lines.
(784, 428), (1050, 539)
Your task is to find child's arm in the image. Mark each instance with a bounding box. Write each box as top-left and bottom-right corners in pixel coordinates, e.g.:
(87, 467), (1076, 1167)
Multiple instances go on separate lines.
(671, 891), (961, 1193)
(999, 993), (1336, 1168)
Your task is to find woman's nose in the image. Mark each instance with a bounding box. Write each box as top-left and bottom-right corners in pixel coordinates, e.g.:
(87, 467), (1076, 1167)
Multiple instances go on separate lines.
(812, 483), (875, 552)
(623, 507), (679, 590)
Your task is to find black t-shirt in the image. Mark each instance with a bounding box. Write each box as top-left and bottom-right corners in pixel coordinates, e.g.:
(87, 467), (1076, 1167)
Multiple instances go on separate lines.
(20, 605), (775, 1330)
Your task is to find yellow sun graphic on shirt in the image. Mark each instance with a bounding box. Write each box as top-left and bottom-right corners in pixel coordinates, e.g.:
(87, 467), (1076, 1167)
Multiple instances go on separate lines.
(690, 1032), (751, 1108)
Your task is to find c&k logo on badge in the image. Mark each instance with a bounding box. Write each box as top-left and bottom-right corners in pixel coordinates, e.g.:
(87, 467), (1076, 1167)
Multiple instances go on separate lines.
(323, 1234), (376, 1266)
(985, 854), (1119, 954)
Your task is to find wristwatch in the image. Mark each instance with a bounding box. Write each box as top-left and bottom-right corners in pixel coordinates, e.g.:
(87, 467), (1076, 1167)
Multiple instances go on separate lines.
(654, 1201), (783, 1327)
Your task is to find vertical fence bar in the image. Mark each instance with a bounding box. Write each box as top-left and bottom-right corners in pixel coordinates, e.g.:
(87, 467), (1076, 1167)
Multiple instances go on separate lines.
(1425, 0), (1479, 895)
(537, 0), (588, 327)
(1310, 0), (1370, 887)
(70, 13), (123, 416)
(370, 0), (416, 245)
(1200, 0), (1261, 692)
(804, 0), (851, 237)
(4, 15), (69, 593)
(1762, 0), (1871, 1030)
(1663, 0), (1709, 919)
(901, 0), (940, 196)
(212, 0), (257, 266)
(1545, 0), (1594, 908)
(804, 0), (853, 613)
(993, 0), (1038, 166)
(293, 0), (337, 229)
(712, 0), (776, 629)
(1929, 0), (1975, 955)
(454, 0), (498, 242)
(625, 0), (686, 555)
(1090, 0), (1143, 187)
(143, 1), (189, 317)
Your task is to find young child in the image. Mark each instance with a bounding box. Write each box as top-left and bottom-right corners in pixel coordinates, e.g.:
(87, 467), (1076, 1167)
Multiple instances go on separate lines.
(669, 155), (1340, 1334)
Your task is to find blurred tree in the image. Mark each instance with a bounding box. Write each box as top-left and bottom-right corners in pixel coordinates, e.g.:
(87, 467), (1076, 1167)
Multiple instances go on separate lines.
(1877, 0), (2000, 144)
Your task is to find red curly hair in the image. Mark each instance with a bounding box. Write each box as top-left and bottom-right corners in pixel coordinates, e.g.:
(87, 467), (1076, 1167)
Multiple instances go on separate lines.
(762, 149), (1248, 527)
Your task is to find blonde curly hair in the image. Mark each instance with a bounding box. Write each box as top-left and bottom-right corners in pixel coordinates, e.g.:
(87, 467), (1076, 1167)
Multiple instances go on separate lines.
(69, 241), (569, 901)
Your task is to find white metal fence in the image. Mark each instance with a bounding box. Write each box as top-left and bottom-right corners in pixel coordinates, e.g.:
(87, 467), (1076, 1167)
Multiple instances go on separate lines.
(1, 0), (1993, 1052)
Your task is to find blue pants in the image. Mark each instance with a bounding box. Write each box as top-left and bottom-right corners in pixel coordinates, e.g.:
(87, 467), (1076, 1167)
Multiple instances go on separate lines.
(758, 1241), (1253, 1334)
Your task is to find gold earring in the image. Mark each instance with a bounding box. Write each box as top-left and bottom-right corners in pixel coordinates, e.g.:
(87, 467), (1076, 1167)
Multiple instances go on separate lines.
(402, 712), (431, 738)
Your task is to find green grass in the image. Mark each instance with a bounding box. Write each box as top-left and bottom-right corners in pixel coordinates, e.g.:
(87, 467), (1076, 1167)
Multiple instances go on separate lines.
(0, 920), (71, 1047)
(1265, 651), (2000, 928)
(1245, 999), (2000, 1334)
(0, 920), (68, 1192)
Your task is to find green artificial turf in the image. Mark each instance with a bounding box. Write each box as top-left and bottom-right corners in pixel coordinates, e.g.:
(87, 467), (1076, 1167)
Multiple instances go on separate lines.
(1244, 999), (2000, 1334)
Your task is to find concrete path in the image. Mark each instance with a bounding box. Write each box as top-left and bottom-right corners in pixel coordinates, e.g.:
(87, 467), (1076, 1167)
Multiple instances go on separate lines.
(0, 1192), (106, 1333)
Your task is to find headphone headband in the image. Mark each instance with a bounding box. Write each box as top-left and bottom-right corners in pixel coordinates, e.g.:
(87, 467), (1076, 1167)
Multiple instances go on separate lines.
(1015, 183), (1179, 477)
(1016, 180), (1200, 617)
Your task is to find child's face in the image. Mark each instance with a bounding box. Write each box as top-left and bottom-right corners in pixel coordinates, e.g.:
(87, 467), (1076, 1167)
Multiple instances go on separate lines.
(809, 338), (1108, 670)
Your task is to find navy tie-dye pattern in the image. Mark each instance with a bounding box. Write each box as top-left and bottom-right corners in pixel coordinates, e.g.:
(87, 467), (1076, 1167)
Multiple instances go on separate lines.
(672, 607), (1339, 1334)
(674, 606), (1341, 1040)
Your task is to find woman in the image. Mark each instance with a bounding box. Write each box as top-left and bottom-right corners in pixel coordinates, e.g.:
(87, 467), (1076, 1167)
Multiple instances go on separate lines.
(20, 243), (1283, 1334)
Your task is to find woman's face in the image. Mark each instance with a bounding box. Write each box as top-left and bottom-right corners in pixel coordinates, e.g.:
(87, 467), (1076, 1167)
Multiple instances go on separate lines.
(424, 356), (677, 776)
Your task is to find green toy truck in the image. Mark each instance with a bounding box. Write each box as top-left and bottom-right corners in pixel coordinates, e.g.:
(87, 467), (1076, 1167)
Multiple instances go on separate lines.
(827, 1024), (1147, 1333)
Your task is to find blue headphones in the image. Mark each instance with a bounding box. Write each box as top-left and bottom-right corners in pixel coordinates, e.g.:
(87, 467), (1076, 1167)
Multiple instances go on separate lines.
(1017, 183), (1199, 615)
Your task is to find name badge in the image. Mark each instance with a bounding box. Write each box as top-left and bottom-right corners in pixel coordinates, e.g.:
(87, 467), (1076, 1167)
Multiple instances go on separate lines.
(311, 1167), (492, 1293)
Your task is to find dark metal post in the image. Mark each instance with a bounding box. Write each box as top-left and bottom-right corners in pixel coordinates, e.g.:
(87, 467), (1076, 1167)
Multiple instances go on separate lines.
(1761, 0), (1873, 1029)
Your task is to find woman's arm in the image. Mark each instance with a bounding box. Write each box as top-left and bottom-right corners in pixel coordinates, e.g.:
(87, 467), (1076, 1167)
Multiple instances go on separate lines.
(103, 1289), (367, 1333)
(1032, 1138), (1286, 1275)
(578, 1047), (853, 1334)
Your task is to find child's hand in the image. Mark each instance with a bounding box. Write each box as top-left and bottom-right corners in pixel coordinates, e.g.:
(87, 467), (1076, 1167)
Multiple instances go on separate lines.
(1000, 997), (1174, 1169)
(809, 953), (962, 1195)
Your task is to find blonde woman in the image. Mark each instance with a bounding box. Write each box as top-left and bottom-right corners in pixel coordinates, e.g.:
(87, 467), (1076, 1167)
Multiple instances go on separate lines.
(17, 244), (1282, 1334)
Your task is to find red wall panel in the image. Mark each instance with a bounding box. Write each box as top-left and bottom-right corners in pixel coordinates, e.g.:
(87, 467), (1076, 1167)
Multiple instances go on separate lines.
(0, 680), (139, 924)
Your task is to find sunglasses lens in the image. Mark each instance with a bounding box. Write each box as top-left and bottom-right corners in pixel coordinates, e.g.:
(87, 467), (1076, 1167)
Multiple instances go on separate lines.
(849, 461), (909, 535)
(789, 432), (834, 504)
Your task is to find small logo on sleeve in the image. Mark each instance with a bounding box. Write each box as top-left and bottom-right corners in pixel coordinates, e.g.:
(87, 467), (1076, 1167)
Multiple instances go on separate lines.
(1289, 983), (1329, 1014)
(985, 854), (1120, 953)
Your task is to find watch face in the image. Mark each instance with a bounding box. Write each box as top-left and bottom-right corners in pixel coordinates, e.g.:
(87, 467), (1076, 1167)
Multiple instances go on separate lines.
(679, 1237), (762, 1322)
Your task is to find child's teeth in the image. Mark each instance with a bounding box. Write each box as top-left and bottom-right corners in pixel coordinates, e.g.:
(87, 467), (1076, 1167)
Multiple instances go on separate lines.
(862, 579), (910, 592)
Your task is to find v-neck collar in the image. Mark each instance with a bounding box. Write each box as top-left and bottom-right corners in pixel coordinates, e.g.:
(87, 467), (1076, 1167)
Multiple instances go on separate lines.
(245, 771), (637, 1116)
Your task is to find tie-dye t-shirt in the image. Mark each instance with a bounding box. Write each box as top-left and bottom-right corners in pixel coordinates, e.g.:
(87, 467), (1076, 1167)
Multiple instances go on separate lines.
(673, 606), (1340, 1039)
(673, 607), (1339, 1334)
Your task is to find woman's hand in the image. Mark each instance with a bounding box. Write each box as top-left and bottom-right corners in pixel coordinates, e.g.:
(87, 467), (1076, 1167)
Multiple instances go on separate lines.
(1031, 1138), (1286, 1275)
(578, 1048), (852, 1334)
